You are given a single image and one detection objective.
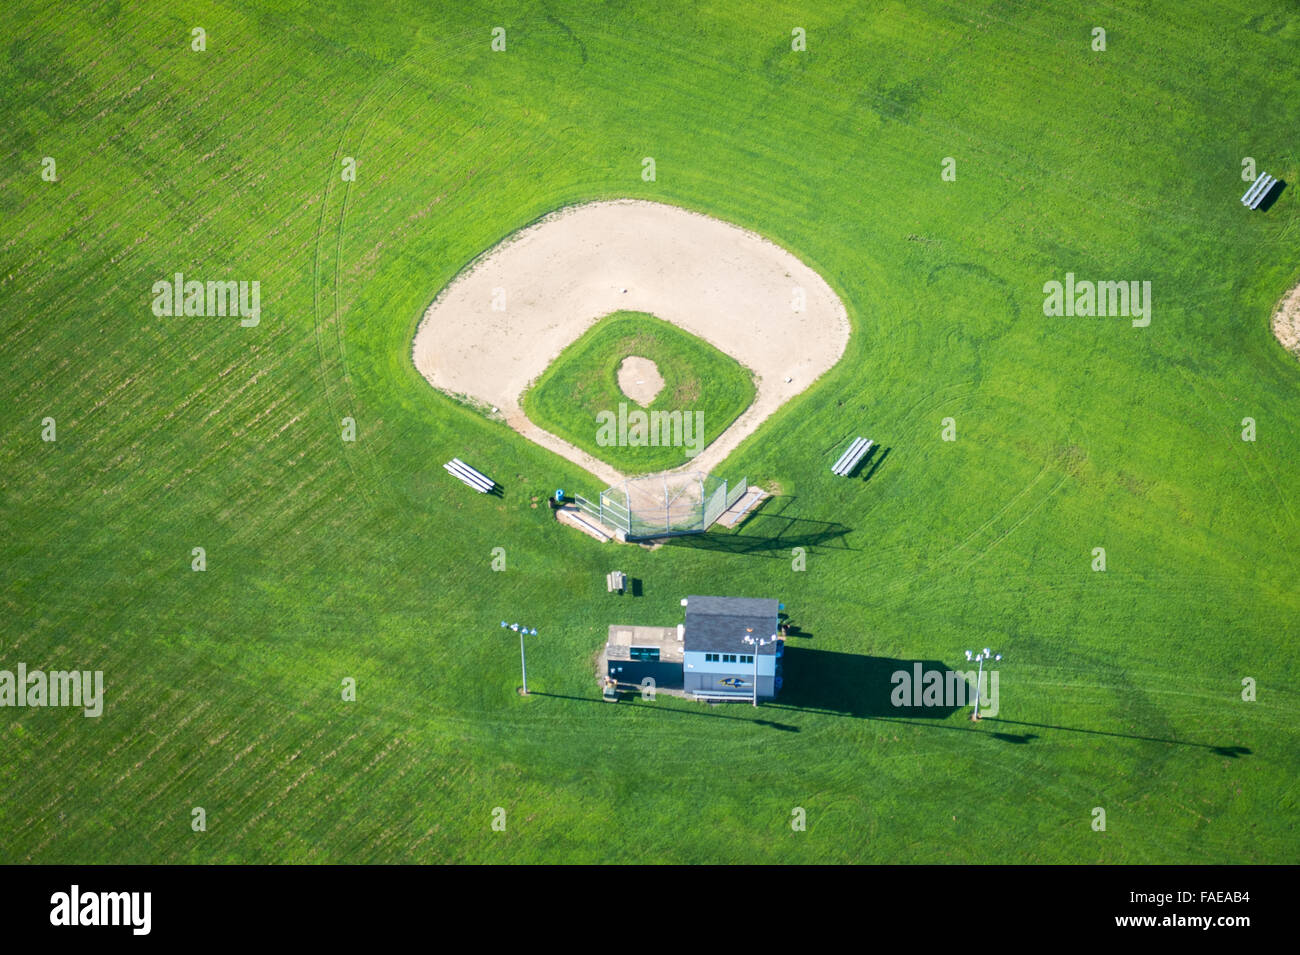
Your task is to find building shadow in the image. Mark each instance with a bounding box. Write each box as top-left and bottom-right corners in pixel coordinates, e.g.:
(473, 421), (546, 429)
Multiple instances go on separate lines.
(662, 496), (852, 558)
(1256, 178), (1286, 212)
(778, 648), (964, 718)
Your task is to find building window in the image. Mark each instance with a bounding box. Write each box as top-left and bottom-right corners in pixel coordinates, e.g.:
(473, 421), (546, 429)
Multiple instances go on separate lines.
(723, 653), (737, 663)
(740, 654), (753, 664)
(704, 652), (719, 662)
(629, 646), (659, 663)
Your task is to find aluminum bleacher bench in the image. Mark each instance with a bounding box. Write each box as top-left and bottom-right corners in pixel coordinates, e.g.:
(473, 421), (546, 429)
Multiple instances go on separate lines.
(1242, 173), (1276, 211)
(831, 437), (874, 476)
(444, 458), (495, 493)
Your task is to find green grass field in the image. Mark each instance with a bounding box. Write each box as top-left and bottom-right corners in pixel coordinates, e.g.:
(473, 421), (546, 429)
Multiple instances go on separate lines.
(1, 1), (1298, 864)
(521, 311), (755, 474)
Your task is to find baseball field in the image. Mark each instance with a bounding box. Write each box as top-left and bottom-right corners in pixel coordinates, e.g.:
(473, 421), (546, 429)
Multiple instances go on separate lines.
(1, 1), (1297, 863)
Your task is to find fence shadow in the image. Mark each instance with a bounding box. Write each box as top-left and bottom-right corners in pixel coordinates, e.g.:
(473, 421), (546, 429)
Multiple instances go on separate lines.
(662, 496), (852, 557)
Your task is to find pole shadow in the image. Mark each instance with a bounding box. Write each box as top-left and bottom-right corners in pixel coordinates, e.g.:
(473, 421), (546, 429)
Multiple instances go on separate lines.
(984, 718), (1253, 757)
(991, 732), (1038, 744)
(529, 691), (800, 731)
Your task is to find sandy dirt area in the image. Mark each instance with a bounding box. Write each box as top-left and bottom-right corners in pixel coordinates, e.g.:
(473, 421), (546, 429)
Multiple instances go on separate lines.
(616, 356), (664, 405)
(413, 199), (850, 486)
(1272, 282), (1300, 359)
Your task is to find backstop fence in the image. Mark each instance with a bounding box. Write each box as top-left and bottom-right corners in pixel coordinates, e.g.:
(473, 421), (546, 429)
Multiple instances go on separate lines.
(574, 472), (745, 540)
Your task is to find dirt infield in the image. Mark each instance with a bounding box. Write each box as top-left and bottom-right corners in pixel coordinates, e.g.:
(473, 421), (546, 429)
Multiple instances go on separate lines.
(1273, 282), (1300, 359)
(413, 199), (850, 485)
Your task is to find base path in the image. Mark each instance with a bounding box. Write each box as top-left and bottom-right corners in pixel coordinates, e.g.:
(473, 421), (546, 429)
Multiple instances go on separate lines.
(413, 199), (850, 485)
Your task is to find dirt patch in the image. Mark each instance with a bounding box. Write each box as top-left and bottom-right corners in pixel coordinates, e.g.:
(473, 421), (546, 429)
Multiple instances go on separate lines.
(1272, 282), (1300, 359)
(617, 355), (665, 406)
(413, 199), (850, 485)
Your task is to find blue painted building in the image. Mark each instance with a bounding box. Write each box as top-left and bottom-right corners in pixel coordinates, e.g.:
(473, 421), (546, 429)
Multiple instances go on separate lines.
(606, 596), (785, 701)
(681, 596), (783, 700)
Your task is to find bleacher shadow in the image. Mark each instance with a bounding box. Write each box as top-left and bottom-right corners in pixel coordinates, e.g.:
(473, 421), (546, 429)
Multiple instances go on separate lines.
(856, 445), (891, 482)
(1257, 178), (1286, 211)
(662, 496), (852, 558)
(776, 648), (964, 718)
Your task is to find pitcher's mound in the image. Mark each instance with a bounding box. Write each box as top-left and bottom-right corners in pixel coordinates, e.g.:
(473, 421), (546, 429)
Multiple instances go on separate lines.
(617, 355), (665, 405)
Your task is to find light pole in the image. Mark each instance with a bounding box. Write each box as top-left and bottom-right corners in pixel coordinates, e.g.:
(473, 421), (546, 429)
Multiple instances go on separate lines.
(964, 648), (1001, 721)
(502, 622), (538, 694)
(742, 629), (778, 707)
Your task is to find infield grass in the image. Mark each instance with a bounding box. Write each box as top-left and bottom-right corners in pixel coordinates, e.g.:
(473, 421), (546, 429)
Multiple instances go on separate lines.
(521, 311), (756, 474)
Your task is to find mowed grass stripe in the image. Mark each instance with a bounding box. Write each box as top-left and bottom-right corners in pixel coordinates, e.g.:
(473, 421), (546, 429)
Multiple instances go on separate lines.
(0, 1), (1296, 863)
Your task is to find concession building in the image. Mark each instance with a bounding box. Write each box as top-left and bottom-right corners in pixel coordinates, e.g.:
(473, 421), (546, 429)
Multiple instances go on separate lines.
(605, 595), (783, 701)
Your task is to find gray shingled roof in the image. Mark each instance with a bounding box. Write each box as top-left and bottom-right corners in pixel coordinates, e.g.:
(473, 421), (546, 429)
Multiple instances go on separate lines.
(683, 595), (780, 654)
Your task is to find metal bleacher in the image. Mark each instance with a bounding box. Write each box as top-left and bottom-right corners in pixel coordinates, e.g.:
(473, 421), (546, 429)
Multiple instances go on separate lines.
(1242, 173), (1277, 211)
(444, 458), (496, 493)
(831, 437), (873, 477)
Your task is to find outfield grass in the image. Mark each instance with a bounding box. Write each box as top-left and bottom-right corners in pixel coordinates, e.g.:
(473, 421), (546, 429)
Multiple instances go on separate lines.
(0, 0), (1297, 864)
(521, 311), (756, 474)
